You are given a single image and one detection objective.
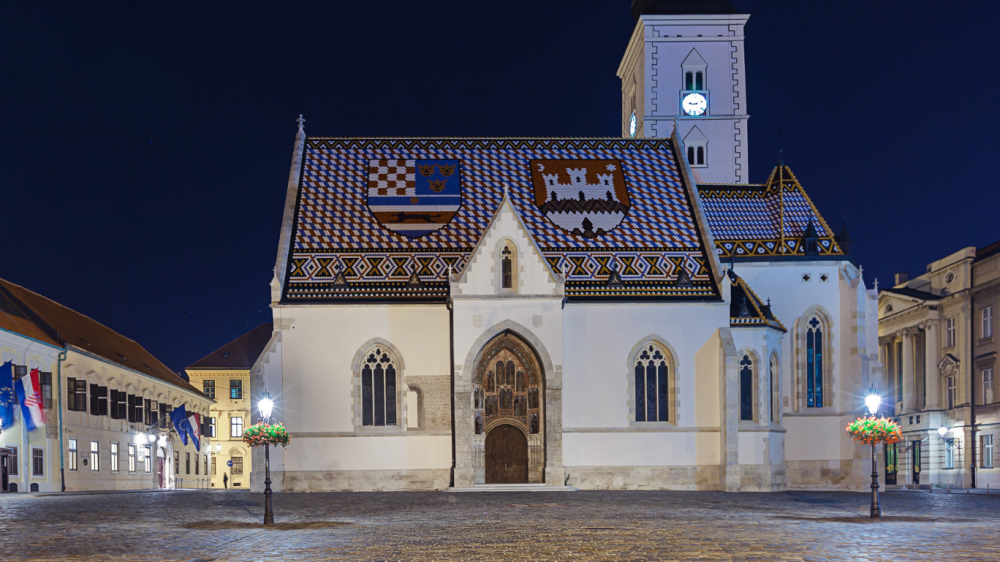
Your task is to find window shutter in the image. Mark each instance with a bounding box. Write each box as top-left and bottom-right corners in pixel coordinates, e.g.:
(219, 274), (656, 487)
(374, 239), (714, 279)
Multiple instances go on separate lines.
(110, 390), (119, 419)
(67, 378), (76, 411)
(127, 395), (135, 423)
(90, 384), (99, 415)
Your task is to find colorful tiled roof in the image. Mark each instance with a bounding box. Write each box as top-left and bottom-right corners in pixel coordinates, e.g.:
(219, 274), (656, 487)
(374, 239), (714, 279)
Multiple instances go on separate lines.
(727, 270), (786, 331)
(699, 165), (845, 260)
(284, 137), (721, 302)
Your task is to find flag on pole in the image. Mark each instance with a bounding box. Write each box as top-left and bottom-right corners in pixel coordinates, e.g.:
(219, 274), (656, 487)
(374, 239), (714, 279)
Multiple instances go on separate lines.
(186, 412), (201, 452)
(0, 361), (16, 430)
(169, 404), (189, 446)
(14, 368), (46, 431)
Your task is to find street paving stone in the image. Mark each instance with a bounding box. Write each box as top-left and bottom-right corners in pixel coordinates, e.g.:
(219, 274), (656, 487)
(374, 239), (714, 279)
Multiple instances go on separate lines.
(0, 489), (997, 561)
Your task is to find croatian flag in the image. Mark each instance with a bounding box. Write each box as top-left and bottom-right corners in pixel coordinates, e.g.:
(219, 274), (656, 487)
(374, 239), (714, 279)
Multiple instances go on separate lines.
(15, 368), (46, 431)
(186, 412), (201, 452)
(170, 404), (189, 446)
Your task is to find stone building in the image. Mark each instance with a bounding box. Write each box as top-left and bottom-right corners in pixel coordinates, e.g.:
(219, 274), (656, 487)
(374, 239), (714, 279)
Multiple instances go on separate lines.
(0, 278), (212, 491)
(878, 241), (1000, 490)
(186, 323), (276, 489)
(251, 0), (881, 492)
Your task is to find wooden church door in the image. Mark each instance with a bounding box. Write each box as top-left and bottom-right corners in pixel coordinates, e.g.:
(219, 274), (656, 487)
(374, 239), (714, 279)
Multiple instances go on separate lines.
(485, 425), (528, 484)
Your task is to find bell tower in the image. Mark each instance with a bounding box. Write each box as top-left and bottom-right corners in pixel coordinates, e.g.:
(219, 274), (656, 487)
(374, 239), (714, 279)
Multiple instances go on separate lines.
(617, 0), (750, 184)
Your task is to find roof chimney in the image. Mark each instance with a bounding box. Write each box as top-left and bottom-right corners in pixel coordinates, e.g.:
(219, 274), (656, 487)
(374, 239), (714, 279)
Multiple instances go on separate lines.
(894, 272), (909, 286)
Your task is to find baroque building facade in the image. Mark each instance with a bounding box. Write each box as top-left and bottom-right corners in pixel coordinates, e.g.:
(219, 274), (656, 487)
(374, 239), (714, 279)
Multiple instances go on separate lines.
(0, 278), (212, 492)
(186, 323), (276, 489)
(252, 0), (880, 492)
(878, 242), (1000, 490)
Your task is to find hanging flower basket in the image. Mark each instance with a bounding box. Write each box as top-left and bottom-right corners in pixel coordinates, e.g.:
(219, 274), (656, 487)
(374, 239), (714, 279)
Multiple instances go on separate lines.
(242, 422), (291, 448)
(846, 416), (902, 446)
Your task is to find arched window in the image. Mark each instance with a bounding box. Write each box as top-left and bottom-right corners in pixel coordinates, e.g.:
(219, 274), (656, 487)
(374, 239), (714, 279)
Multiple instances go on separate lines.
(634, 344), (669, 422)
(696, 146), (704, 165)
(739, 354), (754, 421)
(770, 353), (780, 423)
(695, 71), (704, 90)
(498, 240), (517, 293)
(685, 71), (694, 90)
(687, 146), (695, 165)
(361, 346), (398, 426)
(806, 317), (824, 408)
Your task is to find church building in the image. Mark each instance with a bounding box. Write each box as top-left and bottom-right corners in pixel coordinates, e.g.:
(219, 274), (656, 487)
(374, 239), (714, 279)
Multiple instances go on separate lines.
(252, 0), (882, 492)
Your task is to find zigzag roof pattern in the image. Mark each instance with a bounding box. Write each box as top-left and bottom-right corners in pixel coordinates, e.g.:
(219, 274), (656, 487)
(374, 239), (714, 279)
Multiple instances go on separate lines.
(699, 165), (845, 260)
(727, 269), (786, 331)
(283, 137), (721, 302)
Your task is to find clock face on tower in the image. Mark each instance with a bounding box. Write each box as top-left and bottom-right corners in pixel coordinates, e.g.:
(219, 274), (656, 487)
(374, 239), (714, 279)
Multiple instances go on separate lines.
(681, 93), (707, 116)
(629, 111), (637, 138)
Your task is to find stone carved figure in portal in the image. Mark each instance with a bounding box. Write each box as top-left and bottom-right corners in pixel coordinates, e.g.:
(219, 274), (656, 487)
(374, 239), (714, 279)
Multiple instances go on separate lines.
(471, 332), (544, 484)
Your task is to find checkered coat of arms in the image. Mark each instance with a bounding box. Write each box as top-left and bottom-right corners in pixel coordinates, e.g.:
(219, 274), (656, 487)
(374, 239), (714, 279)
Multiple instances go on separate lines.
(367, 159), (462, 238)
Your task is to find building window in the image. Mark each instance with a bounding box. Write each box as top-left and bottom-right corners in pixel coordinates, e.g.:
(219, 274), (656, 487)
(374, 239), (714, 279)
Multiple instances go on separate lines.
(39, 372), (52, 409)
(739, 354), (755, 421)
(186, 452), (190, 475)
(947, 376), (957, 409)
(984, 368), (994, 405)
(361, 347), (399, 426)
(231, 456), (243, 475)
(174, 451), (179, 475)
(983, 306), (994, 339)
(89, 385), (108, 416)
(945, 438), (955, 469)
(7, 446), (16, 476)
(211, 457), (216, 476)
(634, 344), (670, 422)
(90, 441), (99, 472)
(683, 126), (708, 168)
(230, 416), (244, 438)
(210, 417), (217, 438)
(203, 380), (215, 399)
(66, 378), (87, 412)
(204, 456), (208, 475)
(946, 317), (956, 347)
(501, 245), (513, 289)
(68, 439), (77, 471)
(126, 444), (135, 472)
(806, 317), (824, 408)
(144, 446), (152, 473)
(770, 354), (780, 424)
(982, 434), (994, 469)
(111, 443), (119, 472)
(32, 448), (43, 476)
(194, 449), (199, 475)
(230, 380), (242, 399)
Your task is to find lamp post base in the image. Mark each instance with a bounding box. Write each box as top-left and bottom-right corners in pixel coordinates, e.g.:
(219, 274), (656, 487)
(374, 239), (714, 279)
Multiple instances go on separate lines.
(870, 443), (881, 519)
(263, 442), (274, 527)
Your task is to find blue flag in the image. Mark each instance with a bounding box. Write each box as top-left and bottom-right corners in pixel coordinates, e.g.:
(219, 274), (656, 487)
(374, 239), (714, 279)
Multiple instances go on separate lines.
(169, 404), (189, 446)
(0, 361), (16, 430)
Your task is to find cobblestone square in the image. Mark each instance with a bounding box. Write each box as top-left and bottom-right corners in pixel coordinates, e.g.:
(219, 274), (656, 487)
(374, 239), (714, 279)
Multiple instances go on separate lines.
(1, 489), (997, 561)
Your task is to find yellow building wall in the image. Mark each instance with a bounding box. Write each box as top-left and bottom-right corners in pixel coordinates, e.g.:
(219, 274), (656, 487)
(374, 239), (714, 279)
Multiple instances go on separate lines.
(185, 369), (253, 488)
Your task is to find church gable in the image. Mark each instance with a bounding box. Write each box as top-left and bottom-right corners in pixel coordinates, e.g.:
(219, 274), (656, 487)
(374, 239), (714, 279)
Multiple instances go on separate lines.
(453, 194), (561, 297)
(699, 165), (845, 260)
(283, 137), (720, 303)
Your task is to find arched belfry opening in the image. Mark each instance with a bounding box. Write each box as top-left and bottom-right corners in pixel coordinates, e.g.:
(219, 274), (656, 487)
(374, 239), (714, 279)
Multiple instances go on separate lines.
(471, 331), (544, 484)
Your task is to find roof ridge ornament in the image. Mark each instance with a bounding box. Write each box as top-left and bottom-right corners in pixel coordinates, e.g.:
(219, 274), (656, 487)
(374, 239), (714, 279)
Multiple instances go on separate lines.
(297, 114), (306, 133)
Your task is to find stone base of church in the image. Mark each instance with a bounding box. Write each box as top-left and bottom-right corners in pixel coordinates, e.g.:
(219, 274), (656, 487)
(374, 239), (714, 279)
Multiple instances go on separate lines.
(276, 469), (452, 492)
(785, 459), (870, 491)
(565, 464), (788, 491)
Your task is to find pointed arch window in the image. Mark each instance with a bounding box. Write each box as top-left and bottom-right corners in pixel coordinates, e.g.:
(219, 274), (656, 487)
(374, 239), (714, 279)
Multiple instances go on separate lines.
(634, 344), (669, 422)
(806, 317), (824, 408)
(770, 354), (780, 423)
(361, 347), (398, 426)
(498, 240), (518, 293)
(739, 354), (754, 421)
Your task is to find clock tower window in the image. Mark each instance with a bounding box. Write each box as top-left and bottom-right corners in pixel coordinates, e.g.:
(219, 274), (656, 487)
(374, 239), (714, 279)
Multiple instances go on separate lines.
(684, 71), (704, 91)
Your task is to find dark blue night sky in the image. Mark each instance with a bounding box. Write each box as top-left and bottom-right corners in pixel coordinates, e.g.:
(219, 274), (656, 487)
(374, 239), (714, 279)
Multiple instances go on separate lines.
(2, 1), (998, 371)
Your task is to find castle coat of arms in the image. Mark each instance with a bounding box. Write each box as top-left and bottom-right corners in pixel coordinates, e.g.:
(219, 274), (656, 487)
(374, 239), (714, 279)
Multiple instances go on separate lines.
(529, 159), (630, 238)
(367, 159), (462, 237)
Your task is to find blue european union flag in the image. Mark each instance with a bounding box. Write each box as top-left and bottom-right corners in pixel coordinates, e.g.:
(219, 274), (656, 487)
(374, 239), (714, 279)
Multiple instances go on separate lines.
(0, 361), (16, 430)
(169, 404), (189, 446)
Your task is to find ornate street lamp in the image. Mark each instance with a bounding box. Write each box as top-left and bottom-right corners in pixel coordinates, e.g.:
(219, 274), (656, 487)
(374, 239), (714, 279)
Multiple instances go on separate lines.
(864, 393), (882, 518)
(258, 390), (275, 527)
(937, 426), (949, 438)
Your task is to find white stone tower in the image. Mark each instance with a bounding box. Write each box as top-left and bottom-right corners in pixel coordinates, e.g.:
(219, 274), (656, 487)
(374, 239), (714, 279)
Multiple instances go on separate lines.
(617, 0), (750, 184)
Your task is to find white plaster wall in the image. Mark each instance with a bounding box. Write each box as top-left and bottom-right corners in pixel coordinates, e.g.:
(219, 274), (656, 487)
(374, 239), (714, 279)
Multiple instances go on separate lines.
(784, 415), (856, 462)
(272, 305), (451, 474)
(282, 435), (451, 471)
(562, 302), (728, 430)
(738, 432), (767, 465)
(564, 432), (701, 466)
